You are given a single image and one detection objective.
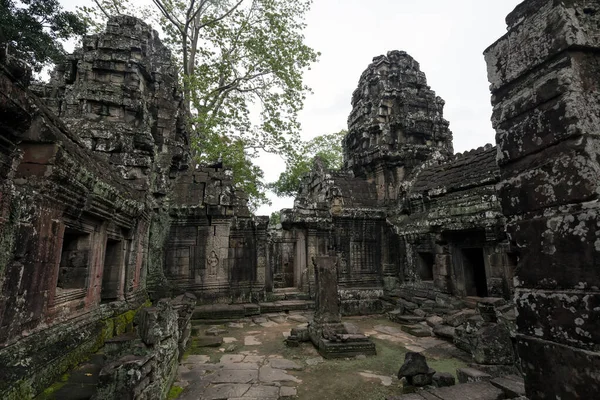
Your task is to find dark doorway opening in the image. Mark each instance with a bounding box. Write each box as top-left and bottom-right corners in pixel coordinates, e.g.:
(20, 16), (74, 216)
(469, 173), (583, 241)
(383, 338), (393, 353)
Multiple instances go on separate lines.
(101, 239), (123, 302)
(461, 248), (488, 297)
(417, 252), (434, 281)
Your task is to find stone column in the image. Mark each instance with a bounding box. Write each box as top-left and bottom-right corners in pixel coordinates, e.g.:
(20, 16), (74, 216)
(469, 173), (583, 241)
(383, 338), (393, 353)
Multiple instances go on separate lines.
(312, 256), (342, 325)
(308, 256), (376, 358)
(485, 1), (600, 398)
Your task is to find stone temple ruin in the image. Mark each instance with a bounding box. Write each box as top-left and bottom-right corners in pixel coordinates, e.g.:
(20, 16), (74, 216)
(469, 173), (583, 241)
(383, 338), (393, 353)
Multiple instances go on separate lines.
(0, 0), (598, 399)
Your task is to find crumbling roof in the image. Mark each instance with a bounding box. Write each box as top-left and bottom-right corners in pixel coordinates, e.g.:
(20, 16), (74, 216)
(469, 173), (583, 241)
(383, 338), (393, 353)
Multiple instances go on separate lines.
(411, 144), (499, 197)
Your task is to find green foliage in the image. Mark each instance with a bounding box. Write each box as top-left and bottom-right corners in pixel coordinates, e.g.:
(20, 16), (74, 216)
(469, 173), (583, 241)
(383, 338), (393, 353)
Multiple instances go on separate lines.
(76, 0), (152, 34)
(269, 129), (346, 197)
(78, 0), (319, 210)
(0, 0), (85, 72)
(269, 211), (280, 226)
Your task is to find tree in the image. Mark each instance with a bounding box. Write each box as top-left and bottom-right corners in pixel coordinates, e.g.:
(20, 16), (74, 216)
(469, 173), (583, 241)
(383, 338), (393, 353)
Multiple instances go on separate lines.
(0, 0), (85, 72)
(78, 0), (319, 210)
(269, 129), (346, 197)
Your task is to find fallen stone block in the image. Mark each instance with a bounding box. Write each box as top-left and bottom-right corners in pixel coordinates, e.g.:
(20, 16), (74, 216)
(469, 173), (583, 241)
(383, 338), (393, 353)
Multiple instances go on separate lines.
(433, 371), (456, 387)
(457, 367), (493, 384)
(401, 324), (432, 337)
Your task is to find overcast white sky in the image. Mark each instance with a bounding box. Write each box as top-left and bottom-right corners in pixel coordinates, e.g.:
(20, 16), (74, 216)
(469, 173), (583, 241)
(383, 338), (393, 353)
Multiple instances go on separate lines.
(59, 0), (522, 215)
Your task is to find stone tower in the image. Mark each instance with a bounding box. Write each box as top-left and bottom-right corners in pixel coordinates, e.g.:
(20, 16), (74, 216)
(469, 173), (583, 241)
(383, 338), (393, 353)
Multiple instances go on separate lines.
(344, 50), (453, 204)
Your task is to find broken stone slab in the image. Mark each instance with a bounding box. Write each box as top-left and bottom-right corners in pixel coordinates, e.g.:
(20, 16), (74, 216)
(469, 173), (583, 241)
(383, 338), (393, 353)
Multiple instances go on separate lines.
(387, 309), (405, 323)
(243, 384), (280, 398)
(426, 316), (444, 327)
(433, 324), (456, 340)
(396, 315), (426, 324)
(280, 386), (298, 398)
(443, 309), (477, 327)
(401, 324), (432, 337)
(269, 358), (303, 371)
(432, 371), (456, 387)
(457, 367), (492, 384)
(205, 369), (258, 384)
(258, 365), (301, 383)
(490, 375), (525, 398)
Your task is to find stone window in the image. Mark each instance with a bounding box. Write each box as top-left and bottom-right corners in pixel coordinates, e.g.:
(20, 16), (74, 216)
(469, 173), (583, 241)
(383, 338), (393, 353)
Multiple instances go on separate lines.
(101, 239), (124, 302)
(417, 252), (434, 281)
(54, 228), (91, 304)
(350, 241), (375, 272)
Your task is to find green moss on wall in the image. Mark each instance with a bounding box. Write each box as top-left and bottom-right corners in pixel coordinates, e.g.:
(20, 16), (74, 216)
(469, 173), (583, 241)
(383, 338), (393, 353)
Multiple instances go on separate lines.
(166, 385), (183, 399)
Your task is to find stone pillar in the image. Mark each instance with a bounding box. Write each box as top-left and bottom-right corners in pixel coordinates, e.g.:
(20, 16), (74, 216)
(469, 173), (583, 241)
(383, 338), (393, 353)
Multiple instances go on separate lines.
(485, 1), (600, 398)
(254, 216), (269, 294)
(308, 256), (376, 358)
(312, 256), (342, 325)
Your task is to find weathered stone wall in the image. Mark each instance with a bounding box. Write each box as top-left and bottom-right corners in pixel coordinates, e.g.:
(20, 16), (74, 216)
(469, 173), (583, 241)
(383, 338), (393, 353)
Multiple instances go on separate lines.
(485, 0), (600, 397)
(164, 166), (269, 303)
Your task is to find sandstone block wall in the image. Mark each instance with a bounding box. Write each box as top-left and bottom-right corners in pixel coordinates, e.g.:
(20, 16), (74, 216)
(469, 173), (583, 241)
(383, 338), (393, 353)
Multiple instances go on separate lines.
(485, 1), (600, 397)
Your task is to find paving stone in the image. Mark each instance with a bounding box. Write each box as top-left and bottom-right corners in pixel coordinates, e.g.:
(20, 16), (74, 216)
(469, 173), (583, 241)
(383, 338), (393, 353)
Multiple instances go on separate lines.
(228, 322), (244, 329)
(223, 337), (238, 343)
(259, 365), (301, 383)
(244, 384), (280, 397)
(252, 317), (268, 324)
(220, 354), (245, 363)
(244, 336), (262, 345)
(269, 358), (303, 371)
(243, 355), (266, 364)
(201, 383), (252, 399)
(280, 386), (298, 398)
(205, 369), (258, 384)
(260, 321), (279, 328)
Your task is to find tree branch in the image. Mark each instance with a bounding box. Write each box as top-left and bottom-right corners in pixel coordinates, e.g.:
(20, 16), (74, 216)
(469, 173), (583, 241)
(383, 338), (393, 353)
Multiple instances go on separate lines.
(93, 0), (110, 19)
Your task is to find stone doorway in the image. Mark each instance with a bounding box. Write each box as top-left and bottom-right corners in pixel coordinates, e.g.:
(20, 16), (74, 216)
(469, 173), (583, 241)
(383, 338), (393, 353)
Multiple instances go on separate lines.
(101, 239), (124, 302)
(460, 248), (488, 297)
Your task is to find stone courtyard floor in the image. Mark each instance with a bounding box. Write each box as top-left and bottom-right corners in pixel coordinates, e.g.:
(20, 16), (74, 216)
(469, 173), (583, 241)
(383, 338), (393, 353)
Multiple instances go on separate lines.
(172, 312), (470, 400)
